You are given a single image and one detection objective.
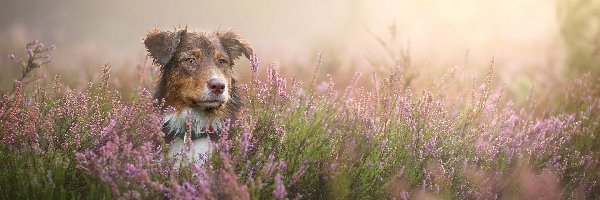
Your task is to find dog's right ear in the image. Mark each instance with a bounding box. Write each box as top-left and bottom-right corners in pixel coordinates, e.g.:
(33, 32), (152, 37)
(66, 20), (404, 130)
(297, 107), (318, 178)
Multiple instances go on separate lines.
(144, 29), (186, 66)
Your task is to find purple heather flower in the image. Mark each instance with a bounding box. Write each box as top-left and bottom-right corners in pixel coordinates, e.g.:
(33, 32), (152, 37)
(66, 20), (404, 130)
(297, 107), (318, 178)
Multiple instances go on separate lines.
(250, 55), (259, 73)
(124, 164), (139, 178)
(8, 54), (17, 61)
(27, 47), (34, 56)
(273, 173), (286, 200)
(278, 160), (287, 171)
(100, 119), (117, 139)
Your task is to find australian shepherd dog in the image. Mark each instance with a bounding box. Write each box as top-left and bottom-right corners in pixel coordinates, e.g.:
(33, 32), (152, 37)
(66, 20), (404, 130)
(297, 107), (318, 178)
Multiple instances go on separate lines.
(143, 28), (252, 165)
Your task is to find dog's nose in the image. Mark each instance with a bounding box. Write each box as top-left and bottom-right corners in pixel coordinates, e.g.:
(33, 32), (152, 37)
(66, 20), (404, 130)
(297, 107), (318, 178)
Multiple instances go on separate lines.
(208, 78), (226, 94)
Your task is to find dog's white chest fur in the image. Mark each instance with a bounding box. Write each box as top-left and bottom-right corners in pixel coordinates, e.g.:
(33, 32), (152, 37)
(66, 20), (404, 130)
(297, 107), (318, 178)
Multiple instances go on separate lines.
(167, 137), (213, 164)
(163, 108), (220, 166)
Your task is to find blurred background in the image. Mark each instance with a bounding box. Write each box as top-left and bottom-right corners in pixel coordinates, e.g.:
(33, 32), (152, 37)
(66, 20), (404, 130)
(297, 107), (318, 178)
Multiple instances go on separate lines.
(0, 0), (598, 103)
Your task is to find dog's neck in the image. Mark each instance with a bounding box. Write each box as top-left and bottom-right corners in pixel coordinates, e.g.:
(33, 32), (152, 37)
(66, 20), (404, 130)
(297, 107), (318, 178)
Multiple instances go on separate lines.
(163, 108), (221, 137)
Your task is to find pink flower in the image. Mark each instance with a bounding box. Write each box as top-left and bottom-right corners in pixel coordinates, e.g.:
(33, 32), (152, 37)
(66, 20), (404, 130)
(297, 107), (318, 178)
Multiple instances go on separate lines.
(273, 173), (286, 200)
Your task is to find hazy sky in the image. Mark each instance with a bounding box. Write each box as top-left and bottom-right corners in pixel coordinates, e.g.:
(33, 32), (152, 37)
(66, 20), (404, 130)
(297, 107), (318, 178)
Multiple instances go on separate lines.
(0, 0), (560, 74)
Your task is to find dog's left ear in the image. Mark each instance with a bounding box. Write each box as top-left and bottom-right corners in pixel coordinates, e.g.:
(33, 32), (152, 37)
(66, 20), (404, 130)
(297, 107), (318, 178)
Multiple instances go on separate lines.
(217, 30), (253, 61)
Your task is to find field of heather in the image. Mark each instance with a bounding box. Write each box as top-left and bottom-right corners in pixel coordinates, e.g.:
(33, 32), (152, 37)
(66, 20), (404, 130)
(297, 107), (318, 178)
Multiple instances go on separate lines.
(1, 1), (600, 199)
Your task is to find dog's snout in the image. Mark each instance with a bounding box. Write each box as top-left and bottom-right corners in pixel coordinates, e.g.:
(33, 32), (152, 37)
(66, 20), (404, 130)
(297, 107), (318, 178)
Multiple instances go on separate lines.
(208, 78), (226, 94)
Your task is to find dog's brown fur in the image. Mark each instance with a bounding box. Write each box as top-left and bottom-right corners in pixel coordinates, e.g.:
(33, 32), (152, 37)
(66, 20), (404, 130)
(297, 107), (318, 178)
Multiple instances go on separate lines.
(144, 28), (252, 142)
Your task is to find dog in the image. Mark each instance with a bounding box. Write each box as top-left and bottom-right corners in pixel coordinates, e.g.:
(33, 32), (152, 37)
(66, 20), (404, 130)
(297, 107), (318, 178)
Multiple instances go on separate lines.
(144, 28), (252, 165)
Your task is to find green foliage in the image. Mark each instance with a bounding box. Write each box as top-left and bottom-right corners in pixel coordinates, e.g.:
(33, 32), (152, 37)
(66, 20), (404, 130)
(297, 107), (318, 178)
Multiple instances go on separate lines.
(557, 0), (600, 75)
(1, 41), (600, 199)
(0, 147), (112, 199)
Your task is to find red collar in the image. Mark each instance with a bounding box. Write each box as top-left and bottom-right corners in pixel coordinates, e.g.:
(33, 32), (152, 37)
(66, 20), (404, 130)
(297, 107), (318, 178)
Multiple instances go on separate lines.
(162, 122), (220, 143)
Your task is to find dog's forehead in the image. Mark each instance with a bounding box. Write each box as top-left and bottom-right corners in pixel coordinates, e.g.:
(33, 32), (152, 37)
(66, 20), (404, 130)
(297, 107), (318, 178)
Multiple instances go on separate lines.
(178, 32), (225, 55)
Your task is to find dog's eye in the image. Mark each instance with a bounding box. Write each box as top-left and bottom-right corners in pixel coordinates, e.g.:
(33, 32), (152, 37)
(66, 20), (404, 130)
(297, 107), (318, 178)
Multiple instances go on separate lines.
(218, 58), (228, 65)
(185, 58), (196, 64)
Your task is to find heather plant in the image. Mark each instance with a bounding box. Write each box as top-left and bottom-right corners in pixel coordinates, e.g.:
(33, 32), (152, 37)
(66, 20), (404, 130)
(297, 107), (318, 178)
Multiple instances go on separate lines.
(1, 41), (600, 199)
(2, 40), (54, 96)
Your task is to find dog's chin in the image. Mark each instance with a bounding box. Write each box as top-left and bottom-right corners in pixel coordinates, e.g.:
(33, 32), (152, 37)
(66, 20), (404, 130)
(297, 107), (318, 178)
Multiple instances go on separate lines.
(197, 100), (224, 108)
(186, 93), (229, 109)
(196, 96), (228, 108)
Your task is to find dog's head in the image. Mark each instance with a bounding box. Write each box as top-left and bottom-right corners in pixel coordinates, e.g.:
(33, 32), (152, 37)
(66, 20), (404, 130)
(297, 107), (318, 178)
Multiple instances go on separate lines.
(144, 29), (252, 117)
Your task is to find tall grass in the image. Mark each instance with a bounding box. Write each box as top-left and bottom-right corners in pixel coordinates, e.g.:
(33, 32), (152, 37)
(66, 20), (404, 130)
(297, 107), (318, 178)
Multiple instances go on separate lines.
(1, 41), (599, 199)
